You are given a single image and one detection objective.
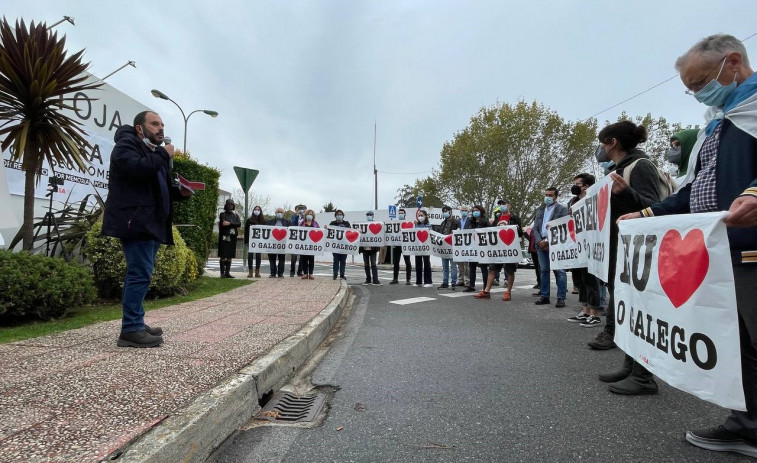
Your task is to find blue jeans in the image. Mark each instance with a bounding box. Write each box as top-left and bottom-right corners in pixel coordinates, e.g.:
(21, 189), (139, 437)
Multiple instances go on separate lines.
(332, 253), (347, 278)
(537, 248), (566, 299)
(120, 239), (161, 334)
(441, 258), (457, 285)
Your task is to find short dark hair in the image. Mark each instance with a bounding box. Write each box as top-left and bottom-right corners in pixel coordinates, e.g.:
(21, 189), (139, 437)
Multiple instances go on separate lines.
(496, 199), (505, 205)
(442, 205), (452, 212)
(546, 187), (559, 197)
(335, 209), (344, 215)
(398, 208), (406, 214)
(133, 110), (156, 127)
(598, 121), (648, 152)
(574, 173), (596, 186)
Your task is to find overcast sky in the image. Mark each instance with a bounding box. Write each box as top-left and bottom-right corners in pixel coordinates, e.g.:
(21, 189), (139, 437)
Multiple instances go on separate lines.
(4, 0), (756, 213)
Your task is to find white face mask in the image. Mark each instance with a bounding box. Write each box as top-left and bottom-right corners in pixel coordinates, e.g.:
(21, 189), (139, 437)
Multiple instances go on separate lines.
(253, 210), (261, 216)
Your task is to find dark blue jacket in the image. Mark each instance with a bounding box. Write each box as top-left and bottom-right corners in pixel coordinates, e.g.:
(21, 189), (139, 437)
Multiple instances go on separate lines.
(102, 125), (186, 244)
(645, 119), (757, 263)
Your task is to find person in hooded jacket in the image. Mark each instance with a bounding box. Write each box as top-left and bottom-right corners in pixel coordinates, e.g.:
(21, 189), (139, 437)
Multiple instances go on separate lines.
(667, 128), (699, 183)
(102, 111), (190, 348)
(328, 209), (351, 280)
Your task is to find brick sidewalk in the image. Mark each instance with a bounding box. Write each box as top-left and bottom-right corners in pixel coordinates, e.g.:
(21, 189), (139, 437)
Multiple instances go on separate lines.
(0, 278), (343, 463)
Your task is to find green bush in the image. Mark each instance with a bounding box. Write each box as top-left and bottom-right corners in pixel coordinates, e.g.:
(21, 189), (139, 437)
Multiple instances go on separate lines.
(0, 250), (96, 321)
(172, 158), (220, 275)
(83, 222), (198, 299)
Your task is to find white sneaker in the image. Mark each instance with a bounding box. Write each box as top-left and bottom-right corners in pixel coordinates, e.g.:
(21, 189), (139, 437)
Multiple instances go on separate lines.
(423, 283), (433, 288)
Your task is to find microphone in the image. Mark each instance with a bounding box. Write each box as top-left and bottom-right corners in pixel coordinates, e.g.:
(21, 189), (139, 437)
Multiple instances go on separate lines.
(164, 136), (173, 170)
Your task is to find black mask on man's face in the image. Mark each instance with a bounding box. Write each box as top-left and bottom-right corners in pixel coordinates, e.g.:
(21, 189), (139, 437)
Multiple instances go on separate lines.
(571, 185), (582, 196)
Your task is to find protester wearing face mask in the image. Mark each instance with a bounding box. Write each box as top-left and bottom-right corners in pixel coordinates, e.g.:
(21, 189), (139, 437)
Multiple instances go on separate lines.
(531, 188), (569, 306)
(390, 208), (413, 285)
(298, 209), (319, 279)
(437, 205), (460, 289)
(474, 200), (523, 301)
(266, 207), (289, 278)
(328, 209), (351, 280)
(666, 129), (699, 183)
(414, 209), (433, 287)
(360, 211), (382, 285)
(566, 175), (602, 326)
(489, 200), (512, 286)
(290, 204), (307, 277)
(464, 205), (489, 292)
(244, 205), (266, 278)
(218, 199), (242, 278)
(456, 206), (471, 288)
(617, 34), (757, 457)
(587, 120), (670, 395)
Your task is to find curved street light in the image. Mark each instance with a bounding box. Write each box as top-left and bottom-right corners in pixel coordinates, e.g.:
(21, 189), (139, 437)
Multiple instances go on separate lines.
(150, 89), (218, 154)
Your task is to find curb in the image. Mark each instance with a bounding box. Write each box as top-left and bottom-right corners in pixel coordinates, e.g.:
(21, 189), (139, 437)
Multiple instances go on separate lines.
(113, 282), (351, 463)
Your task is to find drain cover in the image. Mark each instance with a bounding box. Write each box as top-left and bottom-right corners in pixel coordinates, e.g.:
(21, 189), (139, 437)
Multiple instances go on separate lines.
(256, 392), (327, 423)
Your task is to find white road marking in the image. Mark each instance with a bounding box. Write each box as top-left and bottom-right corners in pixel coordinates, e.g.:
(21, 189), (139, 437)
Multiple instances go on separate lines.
(389, 297), (437, 305)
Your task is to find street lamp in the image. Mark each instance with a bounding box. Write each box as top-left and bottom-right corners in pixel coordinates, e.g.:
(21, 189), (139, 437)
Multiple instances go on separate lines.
(150, 89), (219, 154)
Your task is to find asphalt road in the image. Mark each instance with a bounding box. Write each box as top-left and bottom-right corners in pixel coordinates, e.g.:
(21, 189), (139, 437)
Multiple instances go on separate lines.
(212, 264), (745, 463)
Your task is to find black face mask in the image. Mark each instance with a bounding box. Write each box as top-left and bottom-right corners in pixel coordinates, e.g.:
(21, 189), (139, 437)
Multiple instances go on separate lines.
(571, 185), (582, 196)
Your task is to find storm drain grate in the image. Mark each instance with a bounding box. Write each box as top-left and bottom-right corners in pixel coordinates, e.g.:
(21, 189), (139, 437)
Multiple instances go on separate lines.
(256, 392), (326, 423)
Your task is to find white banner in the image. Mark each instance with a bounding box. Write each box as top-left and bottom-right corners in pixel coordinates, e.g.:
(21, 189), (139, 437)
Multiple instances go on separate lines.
(352, 222), (385, 247)
(476, 226), (522, 264)
(2, 75), (150, 203)
(547, 215), (587, 270)
(324, 226), (361, 256)
(286, 226), (326, 256)
(384, 220), (414, 246)
(452, 229), (479, 262)
(400, 228), (432, 256)
(614, 212), (744, 410)
(248, 225), (289, 253)
(570, 175), (612, 281)
(430, 230), (453, 259)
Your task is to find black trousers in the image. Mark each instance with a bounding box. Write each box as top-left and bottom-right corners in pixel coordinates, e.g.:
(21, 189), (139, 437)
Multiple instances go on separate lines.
(301, 255), (314, 275)
(391, 246), (412, 281)
(247, 252), (261, 270)
(269, 254), (286, 276)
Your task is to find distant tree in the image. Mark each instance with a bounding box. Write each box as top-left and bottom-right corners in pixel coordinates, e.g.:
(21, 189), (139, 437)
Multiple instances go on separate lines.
(232, 188), (271, 219)
(0, 19), (102, 250)
(437, 100), (597, 225)
(395, 177), (446, 210)
(322, 201), (336, 212)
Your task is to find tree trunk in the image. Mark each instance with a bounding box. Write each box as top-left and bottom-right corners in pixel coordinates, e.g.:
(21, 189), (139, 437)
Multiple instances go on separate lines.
(22, 168), (36, 251)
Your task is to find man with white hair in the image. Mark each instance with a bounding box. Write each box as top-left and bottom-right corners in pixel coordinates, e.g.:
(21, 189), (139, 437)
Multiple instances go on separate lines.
(621, 33), (757, 458)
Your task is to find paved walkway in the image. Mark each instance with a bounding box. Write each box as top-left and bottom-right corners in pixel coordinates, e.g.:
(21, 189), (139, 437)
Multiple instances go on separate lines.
(0, 277), (345, 463)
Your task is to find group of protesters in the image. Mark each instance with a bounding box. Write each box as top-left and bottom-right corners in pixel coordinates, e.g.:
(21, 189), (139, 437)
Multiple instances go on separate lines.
(206, 33), (757, 459)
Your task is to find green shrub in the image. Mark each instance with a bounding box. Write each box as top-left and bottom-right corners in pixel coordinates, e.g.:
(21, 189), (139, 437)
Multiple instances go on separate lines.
(83, 222), (198, 299)
(0, 250), (96, 321)
(173, 158), (220, 275)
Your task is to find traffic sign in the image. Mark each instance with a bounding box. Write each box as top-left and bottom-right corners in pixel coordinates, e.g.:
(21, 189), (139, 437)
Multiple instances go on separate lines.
(233, 166), (259, 192)
(388, 205), (397, 219)
(416, 195), (423, 208)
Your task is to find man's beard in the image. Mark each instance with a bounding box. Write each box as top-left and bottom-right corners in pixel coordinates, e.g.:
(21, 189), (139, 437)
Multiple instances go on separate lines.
(141, 124), (162, 145)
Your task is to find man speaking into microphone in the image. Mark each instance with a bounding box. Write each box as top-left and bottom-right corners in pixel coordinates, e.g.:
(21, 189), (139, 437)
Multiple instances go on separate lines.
(102, 111), (190, 348)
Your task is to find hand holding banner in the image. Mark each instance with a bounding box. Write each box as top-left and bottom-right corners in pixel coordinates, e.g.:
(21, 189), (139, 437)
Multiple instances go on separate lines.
(287, 226), (326, 256)
(570, 175), (612, 281)
(325, 226), (361, 255)
(547, 215), (586, 270)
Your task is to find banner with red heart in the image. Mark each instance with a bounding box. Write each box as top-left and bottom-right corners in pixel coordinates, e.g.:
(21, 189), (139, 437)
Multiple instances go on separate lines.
(324, 225), (361, 255)
(569, 175), (613, 281)
(352, 222), (386, 247)
(248, 225), (289, 254)
(546, 215), (586, 270)
(286, 226), (325, 256)
(614, 211), (743, 411)
(476, 226), (521, 264)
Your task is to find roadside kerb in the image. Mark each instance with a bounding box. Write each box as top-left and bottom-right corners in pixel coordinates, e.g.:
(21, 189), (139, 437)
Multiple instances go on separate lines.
(115, 281), (351, 463)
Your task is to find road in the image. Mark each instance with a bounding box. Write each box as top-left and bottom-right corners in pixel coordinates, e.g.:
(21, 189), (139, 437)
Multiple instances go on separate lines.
(211, 263), (743, 463)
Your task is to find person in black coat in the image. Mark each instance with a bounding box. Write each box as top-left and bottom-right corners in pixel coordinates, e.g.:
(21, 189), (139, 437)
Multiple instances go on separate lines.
(102, 111), (190, 348)
(244, 205), (266, 278)
(218, 199), (241, 278)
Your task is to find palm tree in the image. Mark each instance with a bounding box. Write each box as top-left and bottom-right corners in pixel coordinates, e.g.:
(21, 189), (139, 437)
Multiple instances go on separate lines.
(0, 18), (102, 250)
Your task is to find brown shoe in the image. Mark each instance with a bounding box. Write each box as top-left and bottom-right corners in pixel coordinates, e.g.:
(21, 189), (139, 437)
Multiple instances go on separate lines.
(247, 269), (254, 278)
(255, 270), (261, 278)
(474, 291), (490, 299)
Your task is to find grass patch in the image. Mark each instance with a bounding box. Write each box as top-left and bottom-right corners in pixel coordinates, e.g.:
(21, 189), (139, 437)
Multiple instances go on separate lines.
(0, 276), (252, 344)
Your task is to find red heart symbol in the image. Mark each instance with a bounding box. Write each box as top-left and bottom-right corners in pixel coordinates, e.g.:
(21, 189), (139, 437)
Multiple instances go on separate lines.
(417, 230), (429, 243)
(400, 221), (414, 229)
(598, 185), (609, 231)
(272, 228), (287, 241)
(368, 223), (383, 235)
(444, 235), (453, 245)
(568, 219), (576, 242)
(658, 229), (709, 308)
(345, 230), (359, 242)
(498, 228), (515, 245)
(309, 230), (324, 243)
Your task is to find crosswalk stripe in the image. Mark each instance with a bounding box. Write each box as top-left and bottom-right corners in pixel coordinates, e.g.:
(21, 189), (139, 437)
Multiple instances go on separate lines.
(389, 297), (437, 305)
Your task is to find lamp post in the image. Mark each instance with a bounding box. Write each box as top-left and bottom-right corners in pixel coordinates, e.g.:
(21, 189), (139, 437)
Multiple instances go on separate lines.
(150, 89), (218, 154)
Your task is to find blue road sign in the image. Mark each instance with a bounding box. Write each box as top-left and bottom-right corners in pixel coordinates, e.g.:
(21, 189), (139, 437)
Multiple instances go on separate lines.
(388, 205), (397, 219)
(416, 195), (423, 208)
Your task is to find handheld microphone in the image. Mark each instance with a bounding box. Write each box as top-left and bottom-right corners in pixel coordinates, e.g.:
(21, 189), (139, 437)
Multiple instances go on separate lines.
(164, 136), (173, 170)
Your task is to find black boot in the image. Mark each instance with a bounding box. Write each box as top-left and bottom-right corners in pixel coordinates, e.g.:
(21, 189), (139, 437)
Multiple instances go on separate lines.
(226, 261), (235, 278)
(607, 359), (658, 395)
(220, 260), (228, 278)
(599, 354), (633, 383)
